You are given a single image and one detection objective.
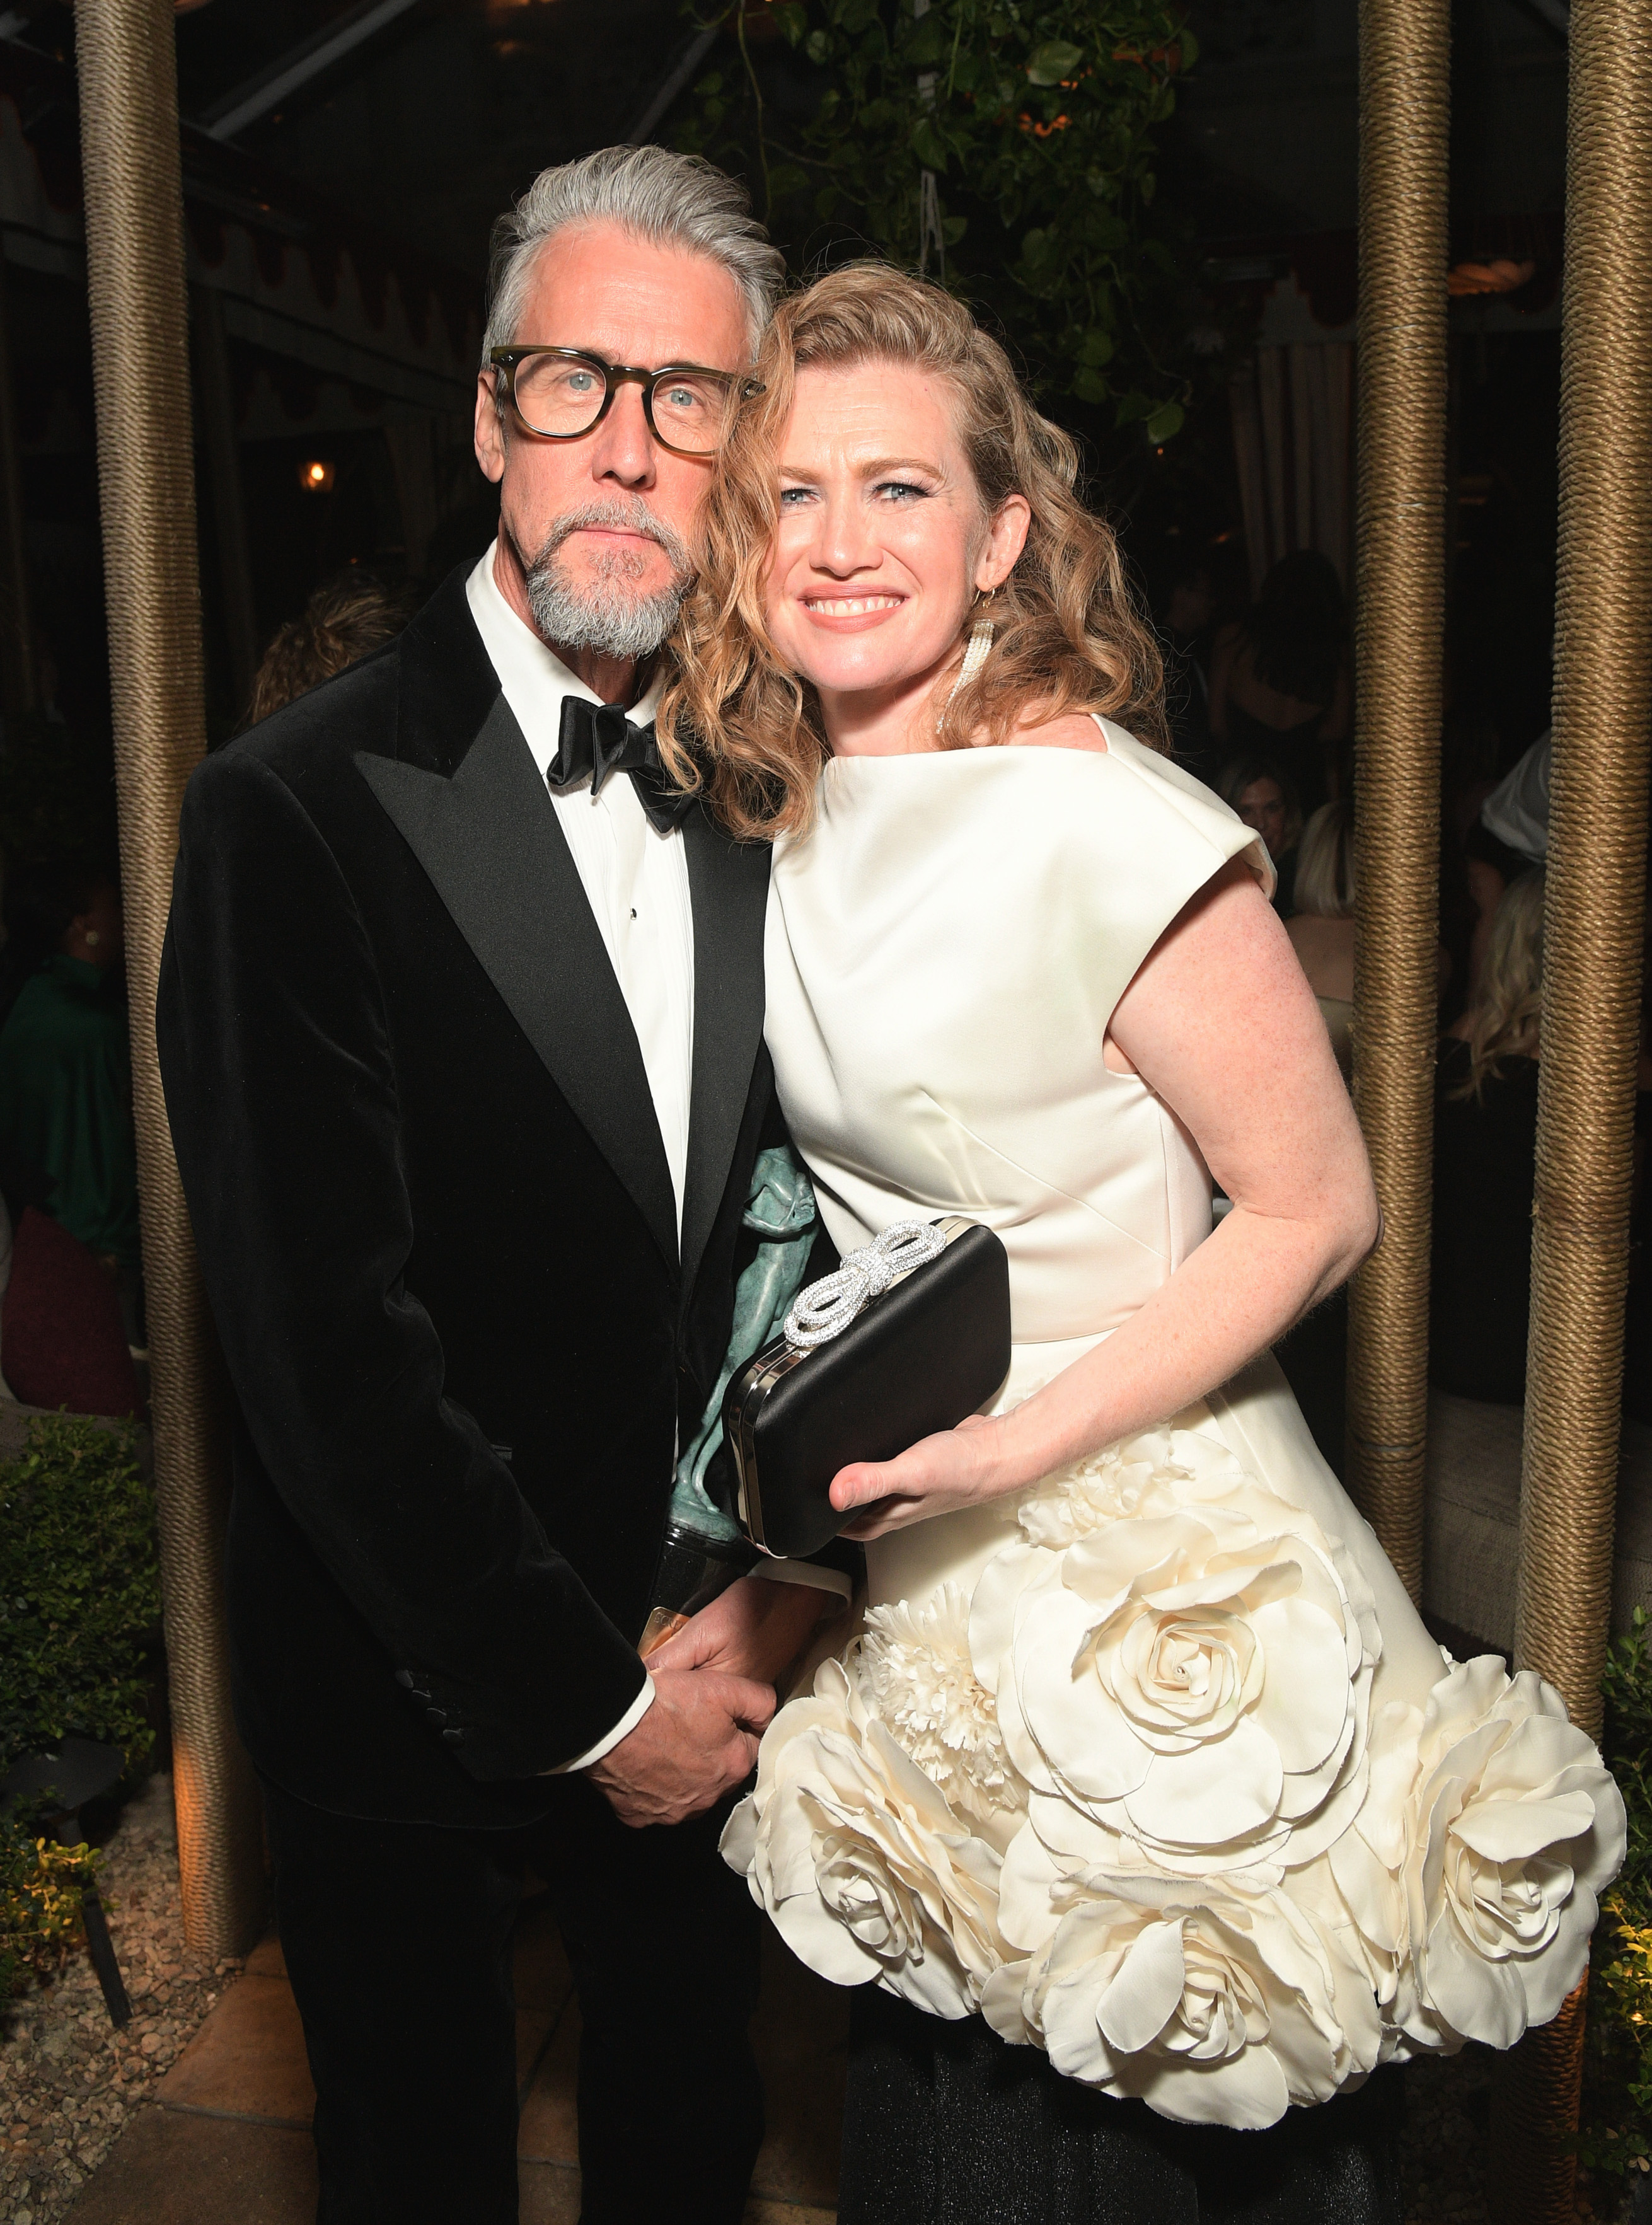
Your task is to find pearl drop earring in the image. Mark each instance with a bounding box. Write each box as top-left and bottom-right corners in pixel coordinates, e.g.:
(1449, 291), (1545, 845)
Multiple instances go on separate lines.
(947, 591), (997, 704)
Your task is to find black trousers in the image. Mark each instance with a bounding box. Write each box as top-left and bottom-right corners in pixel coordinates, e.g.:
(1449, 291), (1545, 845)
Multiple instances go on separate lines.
(262, 1774), (765, 2225)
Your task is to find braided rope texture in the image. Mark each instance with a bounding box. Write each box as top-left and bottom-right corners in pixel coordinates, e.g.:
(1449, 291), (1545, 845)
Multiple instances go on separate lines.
(1515, 0), (1652, 1745)
(75, 0), (265, 1958)
(1487, 1977), (1589, 2222)
(1346, 0), (1448, 1606)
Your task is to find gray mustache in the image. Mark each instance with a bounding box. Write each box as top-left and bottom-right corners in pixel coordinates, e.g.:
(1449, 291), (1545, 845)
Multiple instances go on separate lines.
(533, 499), (691, 577)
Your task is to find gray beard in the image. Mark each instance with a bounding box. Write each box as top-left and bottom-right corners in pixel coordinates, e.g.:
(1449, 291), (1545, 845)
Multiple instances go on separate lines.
(520, 498), (690, 663)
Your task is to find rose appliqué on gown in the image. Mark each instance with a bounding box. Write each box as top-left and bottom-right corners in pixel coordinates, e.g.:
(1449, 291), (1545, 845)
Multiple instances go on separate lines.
(722, 1593), (1012, 2020)
(724, 1423), (1627, 2125)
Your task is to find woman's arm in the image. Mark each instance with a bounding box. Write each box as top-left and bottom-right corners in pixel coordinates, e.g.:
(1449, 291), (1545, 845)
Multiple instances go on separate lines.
(830, 858), (1379, 1535)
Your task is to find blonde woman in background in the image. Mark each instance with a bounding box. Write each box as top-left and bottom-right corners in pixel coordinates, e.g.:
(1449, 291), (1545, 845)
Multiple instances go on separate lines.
(1430, 870), (1545, 1404)
(656, 265), (1622, 2225)
(1285, 799), (1356, 1081)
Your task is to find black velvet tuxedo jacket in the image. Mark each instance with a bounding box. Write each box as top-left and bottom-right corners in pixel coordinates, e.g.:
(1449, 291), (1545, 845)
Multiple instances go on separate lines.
(158, 570), (779, 1830)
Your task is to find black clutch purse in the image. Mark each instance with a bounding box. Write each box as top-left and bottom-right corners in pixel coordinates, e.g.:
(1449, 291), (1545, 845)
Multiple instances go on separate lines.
(723, 1217), (1012, 1559)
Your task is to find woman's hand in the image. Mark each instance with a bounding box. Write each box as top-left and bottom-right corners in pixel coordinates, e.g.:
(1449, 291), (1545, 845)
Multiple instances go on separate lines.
(829, 1412), (1015, 1539)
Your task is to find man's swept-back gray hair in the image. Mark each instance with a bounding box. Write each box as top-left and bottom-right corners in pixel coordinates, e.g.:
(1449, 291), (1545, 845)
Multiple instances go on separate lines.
(482, 146), (785, 367)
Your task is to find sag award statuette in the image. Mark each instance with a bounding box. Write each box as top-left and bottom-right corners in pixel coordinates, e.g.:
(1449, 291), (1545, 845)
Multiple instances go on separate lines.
(637, 1147), (819, 1659)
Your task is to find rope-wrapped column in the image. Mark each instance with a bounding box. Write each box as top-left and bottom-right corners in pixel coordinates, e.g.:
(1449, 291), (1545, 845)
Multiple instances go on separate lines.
(75, 0), (265, 1958)
(1346, 0), (1449, 1604)
(1516, 0), (1652, 1744)
(1492, 10), (1652, 2218)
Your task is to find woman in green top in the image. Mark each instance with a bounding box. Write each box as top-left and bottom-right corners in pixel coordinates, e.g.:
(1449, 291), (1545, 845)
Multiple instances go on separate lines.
(0, 866), (139, 1273)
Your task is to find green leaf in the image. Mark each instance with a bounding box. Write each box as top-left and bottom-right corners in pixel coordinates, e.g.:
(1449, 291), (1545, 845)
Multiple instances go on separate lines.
(814, 184), (842, 219)
(1114, 390), (1155, 427)
(695, 69), (724, 95)
(1025, 38), (1084, 85)
(1145, 400), (1185, 442)
(941, 215), (968, 245)
(1076, 327), (1114, 367)
(911, 116), (949, 170)
(1071, 365), (1110, 403)
(805, 27), (831, 62)
(902, 15), (947, 64)
(1082, 210), (1129, 252)
(768, 163), (812, 201)
(1177, 25), (1199, 69)
(773, 2), (807, 45)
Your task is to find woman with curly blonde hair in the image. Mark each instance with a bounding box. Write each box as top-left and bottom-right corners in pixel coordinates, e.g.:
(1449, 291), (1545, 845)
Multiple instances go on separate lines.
(659, 262), (1166, 825)
(649, 265), (1622, 2224)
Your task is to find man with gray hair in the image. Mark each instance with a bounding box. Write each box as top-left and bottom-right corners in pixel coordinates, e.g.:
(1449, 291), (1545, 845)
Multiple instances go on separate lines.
(158, 147), (844, 2223)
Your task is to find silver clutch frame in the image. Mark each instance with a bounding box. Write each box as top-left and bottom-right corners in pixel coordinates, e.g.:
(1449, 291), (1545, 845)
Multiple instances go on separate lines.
(725, 1214), (977, 1553)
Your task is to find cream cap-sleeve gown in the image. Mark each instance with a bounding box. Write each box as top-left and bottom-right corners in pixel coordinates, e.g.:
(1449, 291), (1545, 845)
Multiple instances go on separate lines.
(720, 727), (1624, 2217)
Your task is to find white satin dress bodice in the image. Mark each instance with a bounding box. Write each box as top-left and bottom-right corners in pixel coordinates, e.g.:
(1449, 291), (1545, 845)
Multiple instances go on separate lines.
(724, 726), (1624, 2134)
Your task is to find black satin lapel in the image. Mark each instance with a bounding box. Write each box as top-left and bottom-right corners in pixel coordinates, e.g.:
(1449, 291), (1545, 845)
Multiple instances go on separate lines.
(679, 804), (770, 1310)
(354, 697), (678, 1270)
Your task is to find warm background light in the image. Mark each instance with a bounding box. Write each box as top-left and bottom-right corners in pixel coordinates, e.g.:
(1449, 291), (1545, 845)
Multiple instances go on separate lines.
(298, 459), (336, 494)
(1447, 257), (1537, 298)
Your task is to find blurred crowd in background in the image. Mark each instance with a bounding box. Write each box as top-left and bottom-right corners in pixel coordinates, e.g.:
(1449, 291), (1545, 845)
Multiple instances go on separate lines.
(1158, 538), (1652, 1472)
(0, 564), (417, 1423)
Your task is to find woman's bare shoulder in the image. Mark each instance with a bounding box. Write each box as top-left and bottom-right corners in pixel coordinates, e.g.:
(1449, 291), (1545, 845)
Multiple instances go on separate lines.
(1009, 709), (1109, 754)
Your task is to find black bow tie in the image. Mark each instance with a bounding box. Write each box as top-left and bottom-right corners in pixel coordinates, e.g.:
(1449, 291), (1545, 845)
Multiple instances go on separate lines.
(546, 696), (696, 834)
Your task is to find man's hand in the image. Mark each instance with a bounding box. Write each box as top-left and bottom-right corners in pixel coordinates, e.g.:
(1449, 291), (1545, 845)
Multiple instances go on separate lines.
(646, 1574), (833, 1685)
(586, 1666), (774, 1829)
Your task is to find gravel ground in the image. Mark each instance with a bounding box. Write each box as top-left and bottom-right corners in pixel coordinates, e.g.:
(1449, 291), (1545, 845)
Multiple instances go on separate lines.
(0, 1774), (244, 2225)
(0, 1773), (1634, 2224)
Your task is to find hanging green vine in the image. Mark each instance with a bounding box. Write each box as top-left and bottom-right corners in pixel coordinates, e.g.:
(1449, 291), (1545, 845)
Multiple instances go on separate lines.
(675, 0), (1203, 442)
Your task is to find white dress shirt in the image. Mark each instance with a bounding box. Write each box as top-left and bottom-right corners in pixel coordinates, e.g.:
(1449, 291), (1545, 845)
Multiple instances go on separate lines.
(465, 550), (840, 1776)
(467, 550), (695, 1234)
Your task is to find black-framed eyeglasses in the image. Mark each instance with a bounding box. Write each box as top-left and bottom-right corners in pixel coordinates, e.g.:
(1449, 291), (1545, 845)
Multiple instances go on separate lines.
(488, 346), (765, 458)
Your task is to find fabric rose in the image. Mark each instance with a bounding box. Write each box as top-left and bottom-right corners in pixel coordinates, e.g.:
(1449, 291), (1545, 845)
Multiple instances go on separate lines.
(853, 1584), (1027, 1850)
(720, 1656), (1012, 2019)
(1310, 1657), (1626, 2056)
(983, 1842), (1381, 2128)
(970, 1425), (1380, 1890)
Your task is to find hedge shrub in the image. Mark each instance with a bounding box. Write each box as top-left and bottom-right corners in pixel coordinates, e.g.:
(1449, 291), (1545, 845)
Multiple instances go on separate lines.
(1580, 1605), (1652, 2185)
(0, 1413), (161, 1778)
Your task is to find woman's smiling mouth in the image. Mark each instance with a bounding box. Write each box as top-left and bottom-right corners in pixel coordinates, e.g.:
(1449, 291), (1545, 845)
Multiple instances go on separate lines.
(803, 594), (906, 617)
